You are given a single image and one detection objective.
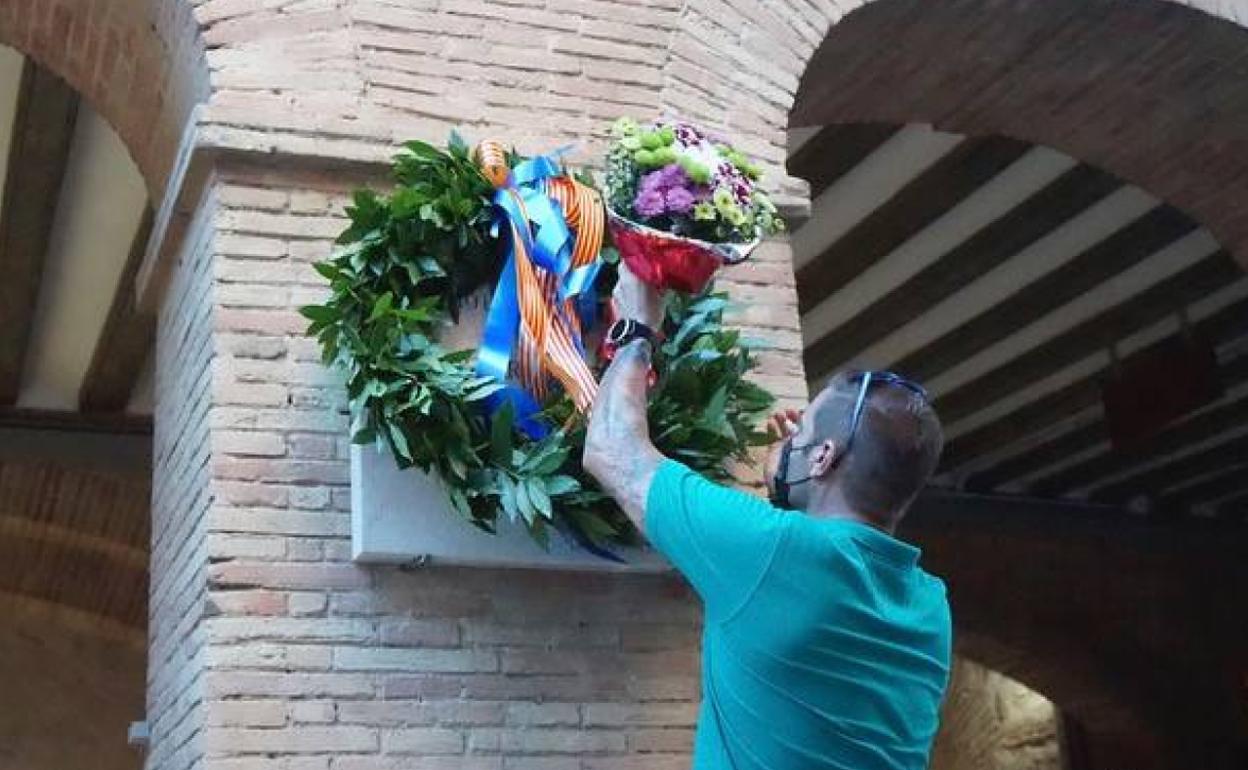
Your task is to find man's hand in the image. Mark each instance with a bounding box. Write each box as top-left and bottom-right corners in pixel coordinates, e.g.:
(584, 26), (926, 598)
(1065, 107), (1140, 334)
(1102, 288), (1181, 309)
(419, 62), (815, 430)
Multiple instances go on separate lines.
(612, 262), (666, 329)
(763, 408), (803, 489)
(769, 409), (803, 442)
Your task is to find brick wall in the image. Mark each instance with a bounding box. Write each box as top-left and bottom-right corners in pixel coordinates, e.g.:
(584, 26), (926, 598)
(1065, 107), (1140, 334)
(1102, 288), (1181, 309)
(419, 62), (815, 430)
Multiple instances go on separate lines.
(147, 189), (219, 770)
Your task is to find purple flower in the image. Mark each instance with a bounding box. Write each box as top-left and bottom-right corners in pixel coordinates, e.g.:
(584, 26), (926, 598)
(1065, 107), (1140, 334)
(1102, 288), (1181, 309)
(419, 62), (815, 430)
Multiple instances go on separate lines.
(672, 123), (703, 147)
(665, 187), (695, 214)
(732, 178), (752, 205)
(635, 189), (666, 218)
(712, 161), (754, 205)
(635, 164), (700, 218)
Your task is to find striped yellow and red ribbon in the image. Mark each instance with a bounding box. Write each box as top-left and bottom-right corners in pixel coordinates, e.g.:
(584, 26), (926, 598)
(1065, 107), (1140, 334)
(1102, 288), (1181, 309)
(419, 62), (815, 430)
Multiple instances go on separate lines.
(473, 140), (605, 437)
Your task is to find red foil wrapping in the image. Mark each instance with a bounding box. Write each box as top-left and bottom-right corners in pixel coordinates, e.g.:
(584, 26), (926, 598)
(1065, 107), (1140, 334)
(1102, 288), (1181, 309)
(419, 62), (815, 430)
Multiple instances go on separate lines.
(606, 209), (757, 294)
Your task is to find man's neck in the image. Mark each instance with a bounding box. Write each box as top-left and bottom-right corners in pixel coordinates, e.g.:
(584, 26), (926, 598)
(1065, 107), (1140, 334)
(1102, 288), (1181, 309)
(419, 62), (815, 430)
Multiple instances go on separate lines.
(802, 496), (896, 534)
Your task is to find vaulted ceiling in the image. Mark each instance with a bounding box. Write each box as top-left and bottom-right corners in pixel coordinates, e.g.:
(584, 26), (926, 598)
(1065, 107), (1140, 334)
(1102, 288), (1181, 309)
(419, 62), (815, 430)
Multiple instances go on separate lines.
(790, 123), (1248, 522)
(0, 45), (154, 430)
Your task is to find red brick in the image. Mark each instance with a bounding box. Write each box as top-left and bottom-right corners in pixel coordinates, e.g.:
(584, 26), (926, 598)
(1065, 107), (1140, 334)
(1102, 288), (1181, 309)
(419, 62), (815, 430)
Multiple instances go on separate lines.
(208, 561), (370, 590)
(208, 589), (289, 617)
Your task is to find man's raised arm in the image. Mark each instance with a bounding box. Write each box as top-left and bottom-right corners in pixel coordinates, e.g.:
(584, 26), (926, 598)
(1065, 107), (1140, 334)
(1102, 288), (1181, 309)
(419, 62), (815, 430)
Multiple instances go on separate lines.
(582, 338), (663, 535)
(582, 264), (666, 534)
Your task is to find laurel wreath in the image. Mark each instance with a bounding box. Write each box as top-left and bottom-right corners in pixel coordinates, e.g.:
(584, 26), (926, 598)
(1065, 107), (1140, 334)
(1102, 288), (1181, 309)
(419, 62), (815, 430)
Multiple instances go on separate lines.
(301, 133), (775, 550)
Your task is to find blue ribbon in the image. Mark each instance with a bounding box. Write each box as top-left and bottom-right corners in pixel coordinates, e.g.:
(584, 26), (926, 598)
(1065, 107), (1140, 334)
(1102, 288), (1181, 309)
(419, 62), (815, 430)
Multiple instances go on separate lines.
(475, 156), (603, 439)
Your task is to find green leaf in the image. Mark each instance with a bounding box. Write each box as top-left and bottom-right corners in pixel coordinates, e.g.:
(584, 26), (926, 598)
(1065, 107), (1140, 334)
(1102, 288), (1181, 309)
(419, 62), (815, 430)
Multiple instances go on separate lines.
(447, 129), (469, 158)
(465, 381), (505, 402)
(515, 479), (537, 523)
(524, 477), (553, 519)
(368, 291), (394, 323)
(313, 262), (339, 281)
(300, 304), (338, 324)
(545, 475), (580, 496)
(448, 486), (470, 517)
(388, 421), (412, 462)
(529, 446), (568, 476)
(403, 140), (443, 160)
(490, 400), (515, 465)
(498, 474), (520, 522)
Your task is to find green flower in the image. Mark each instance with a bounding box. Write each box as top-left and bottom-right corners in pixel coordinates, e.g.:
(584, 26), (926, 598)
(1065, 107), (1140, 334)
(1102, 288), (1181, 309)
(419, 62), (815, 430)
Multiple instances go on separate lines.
(726, 207), (748, 227)
(659, 125), (676, 145)
(712, 187), (734, 210)
(619, 135), (642, 151)
(634, 149), (658, 167)
(640, 130), (664, 150)
(654, 146), (678, 165)
(678, 155), (712, 184)
(693, 201), (716, 221)
(611, 117), (639, 137)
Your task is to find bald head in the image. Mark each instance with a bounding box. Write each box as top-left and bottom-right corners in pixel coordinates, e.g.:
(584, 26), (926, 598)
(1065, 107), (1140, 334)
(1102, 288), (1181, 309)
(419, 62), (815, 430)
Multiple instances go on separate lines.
(806, 372), (944, 524)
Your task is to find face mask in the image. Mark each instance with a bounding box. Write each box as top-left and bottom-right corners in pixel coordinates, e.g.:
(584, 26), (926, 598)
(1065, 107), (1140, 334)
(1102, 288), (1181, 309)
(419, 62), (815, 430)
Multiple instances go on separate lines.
(769, 438), (814, 509)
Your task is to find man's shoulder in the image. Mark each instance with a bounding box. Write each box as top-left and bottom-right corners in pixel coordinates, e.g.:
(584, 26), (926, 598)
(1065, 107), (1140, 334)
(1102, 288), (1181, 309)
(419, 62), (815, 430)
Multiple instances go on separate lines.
(915, 567), (948, 595)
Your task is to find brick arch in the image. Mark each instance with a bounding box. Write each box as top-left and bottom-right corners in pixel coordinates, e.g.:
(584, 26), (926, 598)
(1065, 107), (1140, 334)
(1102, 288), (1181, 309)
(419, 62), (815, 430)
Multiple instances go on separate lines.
(0, 0), (209, 199)
(662, 0), (1248, 269)
(0, 462), (149, 632)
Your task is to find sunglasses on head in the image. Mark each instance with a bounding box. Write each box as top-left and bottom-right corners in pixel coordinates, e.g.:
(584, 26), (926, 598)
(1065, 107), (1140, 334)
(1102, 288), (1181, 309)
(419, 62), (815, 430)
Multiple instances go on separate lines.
(769, 370), (929, 509)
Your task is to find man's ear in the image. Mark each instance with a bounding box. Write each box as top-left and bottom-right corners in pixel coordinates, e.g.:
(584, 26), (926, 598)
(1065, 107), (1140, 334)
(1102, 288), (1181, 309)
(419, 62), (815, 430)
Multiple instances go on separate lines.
(808, 439), (839, 478)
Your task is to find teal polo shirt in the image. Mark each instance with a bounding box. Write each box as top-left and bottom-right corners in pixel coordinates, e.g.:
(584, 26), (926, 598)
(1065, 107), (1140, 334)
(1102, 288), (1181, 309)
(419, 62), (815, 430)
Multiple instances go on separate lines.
(646, 460), (952, 770)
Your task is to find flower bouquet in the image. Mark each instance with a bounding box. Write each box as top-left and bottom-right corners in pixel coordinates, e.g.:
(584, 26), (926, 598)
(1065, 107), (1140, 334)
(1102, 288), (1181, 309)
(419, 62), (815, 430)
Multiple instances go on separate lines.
(604, 118), (785, 293)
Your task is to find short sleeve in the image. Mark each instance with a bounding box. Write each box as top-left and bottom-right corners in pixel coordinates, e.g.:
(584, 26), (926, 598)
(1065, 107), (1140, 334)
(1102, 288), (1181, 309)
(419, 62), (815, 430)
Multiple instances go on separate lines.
(645, 459), (789, 620)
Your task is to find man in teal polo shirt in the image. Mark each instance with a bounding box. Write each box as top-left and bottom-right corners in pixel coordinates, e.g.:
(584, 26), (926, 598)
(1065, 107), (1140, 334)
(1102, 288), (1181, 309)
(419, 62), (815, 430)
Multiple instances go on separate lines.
(583, 268), (951, 770)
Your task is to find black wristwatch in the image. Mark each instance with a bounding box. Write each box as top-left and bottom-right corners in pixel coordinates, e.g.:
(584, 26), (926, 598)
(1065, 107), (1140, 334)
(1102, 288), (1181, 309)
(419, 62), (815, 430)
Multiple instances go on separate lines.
(604, 318), (659, 351)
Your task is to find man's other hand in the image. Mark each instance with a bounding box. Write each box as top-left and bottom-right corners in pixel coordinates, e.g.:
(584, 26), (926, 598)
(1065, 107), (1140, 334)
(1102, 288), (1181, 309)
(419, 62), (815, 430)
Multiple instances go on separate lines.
(763, 408), (803, 489)
(768, 409), (803, 442)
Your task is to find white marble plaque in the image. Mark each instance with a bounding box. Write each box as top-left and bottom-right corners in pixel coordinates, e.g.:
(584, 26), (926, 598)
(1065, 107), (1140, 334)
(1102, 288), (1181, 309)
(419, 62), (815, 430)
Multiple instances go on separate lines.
(351, 443), (668, 572)
(350, 291), (665, 571)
